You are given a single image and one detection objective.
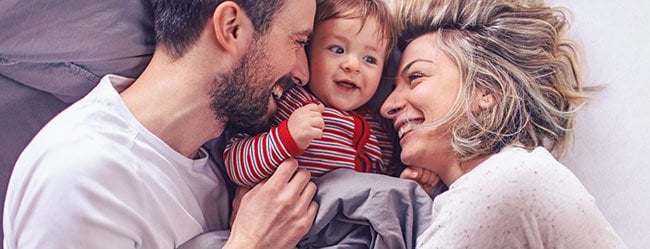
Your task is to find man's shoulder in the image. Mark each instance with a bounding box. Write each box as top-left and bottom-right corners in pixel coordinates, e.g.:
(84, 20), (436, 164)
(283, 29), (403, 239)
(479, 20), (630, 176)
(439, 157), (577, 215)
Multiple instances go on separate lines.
(16, 136), (139, 181)
(28, 78), (138, 162)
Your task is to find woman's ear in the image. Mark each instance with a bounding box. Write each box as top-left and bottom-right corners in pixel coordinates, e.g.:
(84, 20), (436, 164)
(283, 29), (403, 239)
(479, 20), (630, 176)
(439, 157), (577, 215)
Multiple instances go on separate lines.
(210, 2), (252, 54)
(475, 88), (496, 110)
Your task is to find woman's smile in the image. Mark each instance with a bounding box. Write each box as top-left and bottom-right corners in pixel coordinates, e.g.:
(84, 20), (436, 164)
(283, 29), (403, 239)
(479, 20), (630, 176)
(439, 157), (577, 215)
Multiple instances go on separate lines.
(396, 119), (424, 139)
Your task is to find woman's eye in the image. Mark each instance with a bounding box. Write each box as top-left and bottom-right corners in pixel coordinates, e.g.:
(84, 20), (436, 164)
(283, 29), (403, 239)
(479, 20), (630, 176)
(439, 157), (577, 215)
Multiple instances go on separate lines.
(364, 56), (377, 64)
(407, 72), (424, 82)
(329, 46), (344, 54)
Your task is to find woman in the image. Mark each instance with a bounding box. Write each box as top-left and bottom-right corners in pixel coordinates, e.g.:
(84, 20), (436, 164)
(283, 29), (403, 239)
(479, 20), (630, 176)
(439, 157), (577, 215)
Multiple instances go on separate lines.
(381, 0), (627, 248)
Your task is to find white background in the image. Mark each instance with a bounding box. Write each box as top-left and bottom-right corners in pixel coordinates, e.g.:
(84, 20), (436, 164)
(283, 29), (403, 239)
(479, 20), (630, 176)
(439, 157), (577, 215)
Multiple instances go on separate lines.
(550, 1), (650, 248)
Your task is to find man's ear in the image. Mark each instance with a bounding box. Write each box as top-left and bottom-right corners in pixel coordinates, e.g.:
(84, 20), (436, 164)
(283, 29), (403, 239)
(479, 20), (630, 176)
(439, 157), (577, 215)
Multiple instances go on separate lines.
(211, 2), (251, 54)
(475, 88), (496, 110)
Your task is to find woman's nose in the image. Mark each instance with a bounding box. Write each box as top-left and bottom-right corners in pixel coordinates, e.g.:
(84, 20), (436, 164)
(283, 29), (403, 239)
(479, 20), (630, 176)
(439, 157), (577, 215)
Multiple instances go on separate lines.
(380, 92), (404, 119)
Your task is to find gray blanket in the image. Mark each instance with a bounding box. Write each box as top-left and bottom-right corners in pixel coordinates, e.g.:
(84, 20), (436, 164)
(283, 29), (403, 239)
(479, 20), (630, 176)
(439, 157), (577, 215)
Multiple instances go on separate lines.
(179, 169), (433, 249)
(298, 169), (433, 249)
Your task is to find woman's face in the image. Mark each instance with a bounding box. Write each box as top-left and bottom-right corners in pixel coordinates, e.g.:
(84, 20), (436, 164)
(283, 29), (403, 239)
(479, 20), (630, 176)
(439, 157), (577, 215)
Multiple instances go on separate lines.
(381, 33), (461, 170)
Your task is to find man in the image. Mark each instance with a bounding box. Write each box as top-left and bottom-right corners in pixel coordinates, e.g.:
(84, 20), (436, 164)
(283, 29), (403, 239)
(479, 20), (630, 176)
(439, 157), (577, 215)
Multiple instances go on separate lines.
(3, 0), (318, 248)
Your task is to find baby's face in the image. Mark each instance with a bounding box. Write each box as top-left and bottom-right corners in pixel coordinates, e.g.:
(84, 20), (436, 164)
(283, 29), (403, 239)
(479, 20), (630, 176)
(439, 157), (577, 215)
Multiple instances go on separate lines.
(307, 17), (387, 111)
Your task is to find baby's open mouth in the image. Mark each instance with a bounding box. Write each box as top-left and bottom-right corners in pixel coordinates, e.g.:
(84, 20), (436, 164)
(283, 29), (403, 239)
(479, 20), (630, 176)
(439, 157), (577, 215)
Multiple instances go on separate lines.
(335, 80), (358, 90)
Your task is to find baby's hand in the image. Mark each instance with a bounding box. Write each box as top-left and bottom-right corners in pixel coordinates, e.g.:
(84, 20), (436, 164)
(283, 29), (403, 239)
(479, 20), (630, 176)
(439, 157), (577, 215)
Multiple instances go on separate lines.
(400, 166), (439, 194)
(288, 103), (325, 150)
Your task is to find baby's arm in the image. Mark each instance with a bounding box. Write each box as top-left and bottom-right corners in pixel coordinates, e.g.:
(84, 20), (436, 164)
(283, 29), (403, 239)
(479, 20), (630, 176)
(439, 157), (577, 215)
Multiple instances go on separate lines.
(224, 103), (324, 187)
(224, 123), (300, 187)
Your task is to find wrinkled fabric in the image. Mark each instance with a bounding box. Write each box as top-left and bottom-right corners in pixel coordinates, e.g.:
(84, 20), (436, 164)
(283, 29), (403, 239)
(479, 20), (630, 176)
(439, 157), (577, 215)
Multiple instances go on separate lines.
(298, 169), (433, 249)
(177, 230), (231, 249)
(0, 0), (154, 103)
(177, 169), (434, 249)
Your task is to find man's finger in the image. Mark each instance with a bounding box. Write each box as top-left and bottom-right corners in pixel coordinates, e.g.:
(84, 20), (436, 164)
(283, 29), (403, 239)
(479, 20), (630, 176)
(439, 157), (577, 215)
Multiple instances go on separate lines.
(266, 158), (299, 186)
(298, 182), (317, 206)
(287, 169), (311, 194)
(303, 201), (319, 229)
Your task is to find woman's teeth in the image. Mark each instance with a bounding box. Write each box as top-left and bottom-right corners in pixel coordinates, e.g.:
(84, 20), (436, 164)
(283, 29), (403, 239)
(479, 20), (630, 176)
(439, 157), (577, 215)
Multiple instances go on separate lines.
(398, 123), (415, 138)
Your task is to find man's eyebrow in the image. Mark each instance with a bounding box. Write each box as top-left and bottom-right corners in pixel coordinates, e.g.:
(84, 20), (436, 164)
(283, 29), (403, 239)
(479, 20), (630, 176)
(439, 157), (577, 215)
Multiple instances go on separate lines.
(294, 29), (313, 39)
(400, 59), (434, 77)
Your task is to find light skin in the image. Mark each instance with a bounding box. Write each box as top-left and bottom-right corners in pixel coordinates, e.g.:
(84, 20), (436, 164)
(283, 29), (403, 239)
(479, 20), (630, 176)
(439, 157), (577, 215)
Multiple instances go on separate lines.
(122, 0), (318, 248)
(289, 16), (388, 149)
(381, 33), (494, 188)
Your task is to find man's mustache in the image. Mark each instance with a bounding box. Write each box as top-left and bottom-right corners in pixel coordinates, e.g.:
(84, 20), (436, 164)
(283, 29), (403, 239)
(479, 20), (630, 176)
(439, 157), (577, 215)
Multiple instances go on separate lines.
(276, 75), (298, 90)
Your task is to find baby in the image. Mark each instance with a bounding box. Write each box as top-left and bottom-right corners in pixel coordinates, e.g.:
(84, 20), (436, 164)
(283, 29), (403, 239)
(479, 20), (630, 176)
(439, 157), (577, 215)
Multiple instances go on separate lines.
(224, 0), (397, 187)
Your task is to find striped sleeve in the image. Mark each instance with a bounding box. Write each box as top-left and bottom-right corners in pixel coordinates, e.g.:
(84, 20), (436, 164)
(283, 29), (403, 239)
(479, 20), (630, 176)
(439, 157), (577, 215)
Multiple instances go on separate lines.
(223, 87), (314, 187)
(223, 121), (303, 187)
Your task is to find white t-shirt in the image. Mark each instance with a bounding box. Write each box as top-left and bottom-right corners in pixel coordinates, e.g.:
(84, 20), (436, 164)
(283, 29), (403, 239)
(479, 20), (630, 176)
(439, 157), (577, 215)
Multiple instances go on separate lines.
(417, 147), (626, 249)
(3, 75), (230, 249)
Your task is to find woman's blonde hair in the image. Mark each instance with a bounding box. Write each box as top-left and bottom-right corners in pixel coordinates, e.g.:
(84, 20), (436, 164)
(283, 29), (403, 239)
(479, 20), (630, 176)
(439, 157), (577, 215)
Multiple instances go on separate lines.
(391, 0), (591, 159)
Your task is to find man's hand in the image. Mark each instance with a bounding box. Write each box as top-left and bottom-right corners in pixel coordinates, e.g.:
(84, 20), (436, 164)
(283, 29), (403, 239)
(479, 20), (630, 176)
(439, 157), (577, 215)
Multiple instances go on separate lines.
(288, 103), (324, 150)
(224, 158), (318, 249)
(400, 166), (439, 194)
(229, 186), (249, 227)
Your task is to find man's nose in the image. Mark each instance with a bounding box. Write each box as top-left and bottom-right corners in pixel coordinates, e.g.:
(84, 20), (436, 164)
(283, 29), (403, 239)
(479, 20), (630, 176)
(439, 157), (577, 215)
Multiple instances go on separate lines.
(290, 48), (310, 86)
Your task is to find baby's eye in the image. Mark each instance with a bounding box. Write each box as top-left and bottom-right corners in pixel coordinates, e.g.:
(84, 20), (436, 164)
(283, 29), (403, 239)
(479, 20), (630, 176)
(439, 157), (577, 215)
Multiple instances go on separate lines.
(328, 46), (344, 54)
(363, 56), (377, 64)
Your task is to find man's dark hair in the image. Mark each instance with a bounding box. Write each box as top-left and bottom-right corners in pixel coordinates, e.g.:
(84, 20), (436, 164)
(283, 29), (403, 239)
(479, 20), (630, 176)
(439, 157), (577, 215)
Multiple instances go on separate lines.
(151, 0), (285, 59)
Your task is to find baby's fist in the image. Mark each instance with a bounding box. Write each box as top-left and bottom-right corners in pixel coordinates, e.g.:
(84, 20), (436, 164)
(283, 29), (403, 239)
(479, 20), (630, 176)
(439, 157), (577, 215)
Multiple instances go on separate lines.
(288, 103), (325, 150)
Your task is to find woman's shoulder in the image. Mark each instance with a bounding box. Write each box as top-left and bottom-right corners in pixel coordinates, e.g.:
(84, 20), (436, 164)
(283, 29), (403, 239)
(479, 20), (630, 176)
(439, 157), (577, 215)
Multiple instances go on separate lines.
(441, 146), (603, 227)
(427, 146), (625, 248)
(454, 146), (588, 199)
(461, 147), (563, 181)
(439, 146), (600, 221)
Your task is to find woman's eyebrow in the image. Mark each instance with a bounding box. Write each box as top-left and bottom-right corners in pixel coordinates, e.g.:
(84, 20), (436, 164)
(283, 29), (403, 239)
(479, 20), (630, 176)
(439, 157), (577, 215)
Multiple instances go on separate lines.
(400, 59), (434, 77)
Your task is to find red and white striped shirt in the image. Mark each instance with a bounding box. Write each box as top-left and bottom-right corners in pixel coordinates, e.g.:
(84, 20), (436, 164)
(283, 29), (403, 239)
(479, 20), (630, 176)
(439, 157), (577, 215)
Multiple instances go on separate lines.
(224, 86), (396, 187)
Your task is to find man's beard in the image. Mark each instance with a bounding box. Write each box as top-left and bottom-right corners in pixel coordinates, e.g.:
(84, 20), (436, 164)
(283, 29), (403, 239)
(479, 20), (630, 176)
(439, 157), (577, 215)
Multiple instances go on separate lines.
(210, 41), (276, 135)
